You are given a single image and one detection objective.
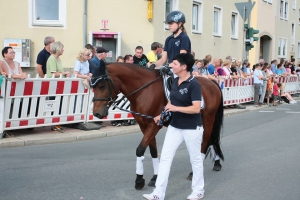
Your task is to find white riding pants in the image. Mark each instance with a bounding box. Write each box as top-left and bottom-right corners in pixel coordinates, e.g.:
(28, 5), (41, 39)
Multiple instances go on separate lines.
(154, 125), (205, 198)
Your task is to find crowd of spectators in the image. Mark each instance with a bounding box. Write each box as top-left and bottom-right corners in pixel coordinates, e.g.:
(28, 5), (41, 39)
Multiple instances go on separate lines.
(190, 54), (299, 107)
(1, 36), (299, 130)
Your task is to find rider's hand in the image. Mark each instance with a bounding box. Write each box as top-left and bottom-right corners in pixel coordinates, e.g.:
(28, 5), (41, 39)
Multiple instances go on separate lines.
(161, 66), (171, 74)
(149, 63), (156, 69)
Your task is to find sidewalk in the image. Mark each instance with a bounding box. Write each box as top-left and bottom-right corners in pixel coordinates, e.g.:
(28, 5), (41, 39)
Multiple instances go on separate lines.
(1, 98), (298, 148)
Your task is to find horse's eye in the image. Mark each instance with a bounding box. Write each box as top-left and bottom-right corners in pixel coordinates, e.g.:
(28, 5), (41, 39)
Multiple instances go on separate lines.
(99, 85), (105, 90)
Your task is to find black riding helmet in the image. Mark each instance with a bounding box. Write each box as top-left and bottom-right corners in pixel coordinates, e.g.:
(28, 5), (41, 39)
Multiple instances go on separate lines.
(164, 11), (186, 24)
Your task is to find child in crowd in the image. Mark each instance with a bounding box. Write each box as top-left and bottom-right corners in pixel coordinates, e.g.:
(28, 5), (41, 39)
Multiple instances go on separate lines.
(273, 81), (279, 106)
(266, 75), (273, 106)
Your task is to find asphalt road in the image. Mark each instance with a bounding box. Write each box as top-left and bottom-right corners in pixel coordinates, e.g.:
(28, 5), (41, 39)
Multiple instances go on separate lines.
(1, 102), (300, 200)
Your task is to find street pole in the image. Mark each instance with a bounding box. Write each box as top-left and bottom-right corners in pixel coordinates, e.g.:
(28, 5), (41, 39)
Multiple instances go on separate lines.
(243, 6), (247, 61)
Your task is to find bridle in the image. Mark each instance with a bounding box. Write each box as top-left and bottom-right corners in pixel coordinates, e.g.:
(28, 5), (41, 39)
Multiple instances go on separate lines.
(91, 74), (118, 106)
(91, 73), (162, 108)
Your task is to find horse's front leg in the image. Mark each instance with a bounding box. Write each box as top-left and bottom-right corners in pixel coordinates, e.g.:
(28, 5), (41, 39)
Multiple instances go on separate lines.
(148, 138), (159, 187)
(135, 123), (160, 190)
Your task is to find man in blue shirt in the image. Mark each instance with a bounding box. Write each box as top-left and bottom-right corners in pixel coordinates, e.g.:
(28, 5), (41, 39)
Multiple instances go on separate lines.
(242, 60), (248, 73)
(207, 58), (218, 75)
(271, 60), (277, 74)
(90, 47), (109, 73)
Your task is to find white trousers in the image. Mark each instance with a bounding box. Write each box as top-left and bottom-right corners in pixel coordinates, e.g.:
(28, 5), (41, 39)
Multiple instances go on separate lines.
(154, 125), (205, 199)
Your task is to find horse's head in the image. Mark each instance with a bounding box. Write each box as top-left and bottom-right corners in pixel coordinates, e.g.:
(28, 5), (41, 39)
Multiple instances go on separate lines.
(91, 75), (118, 119)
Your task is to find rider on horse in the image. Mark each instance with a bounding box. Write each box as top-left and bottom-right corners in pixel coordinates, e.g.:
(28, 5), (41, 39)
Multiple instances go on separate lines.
(153, 11), (191, 73)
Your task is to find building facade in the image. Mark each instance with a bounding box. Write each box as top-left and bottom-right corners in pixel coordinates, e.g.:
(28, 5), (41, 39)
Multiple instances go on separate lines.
(249, 0), (300, 65)
(2, 0), (299, 75)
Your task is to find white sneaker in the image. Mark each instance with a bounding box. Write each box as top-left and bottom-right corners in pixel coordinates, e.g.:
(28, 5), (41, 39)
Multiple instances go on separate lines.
(187, 191), (204, 200)
(292, 100), (297, 104)
(143, 192), (162, 200)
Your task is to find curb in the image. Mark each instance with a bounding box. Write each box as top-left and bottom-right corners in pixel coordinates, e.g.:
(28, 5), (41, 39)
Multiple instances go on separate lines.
(0, 126), (141, 149)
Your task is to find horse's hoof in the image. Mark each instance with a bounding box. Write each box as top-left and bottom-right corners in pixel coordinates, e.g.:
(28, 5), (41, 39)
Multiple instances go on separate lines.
(135, 179), (145, 190)
(213, 160), (222, 171)
(187, 172), (193, 181)
(148, 175), (157, 187)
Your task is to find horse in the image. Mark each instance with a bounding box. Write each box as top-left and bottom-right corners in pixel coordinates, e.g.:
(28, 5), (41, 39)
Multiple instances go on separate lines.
(91, 63), (224, 190)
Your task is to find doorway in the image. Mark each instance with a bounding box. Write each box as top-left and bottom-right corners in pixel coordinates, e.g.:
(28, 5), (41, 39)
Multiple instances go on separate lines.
(259, 35), (272, 63)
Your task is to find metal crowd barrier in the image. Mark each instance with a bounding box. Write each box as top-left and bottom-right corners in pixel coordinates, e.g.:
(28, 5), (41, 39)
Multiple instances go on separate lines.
(0, 74), (299, 137)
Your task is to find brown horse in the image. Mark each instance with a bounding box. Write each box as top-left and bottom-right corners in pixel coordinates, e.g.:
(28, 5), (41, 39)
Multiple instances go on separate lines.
(91, 63), (224, 190)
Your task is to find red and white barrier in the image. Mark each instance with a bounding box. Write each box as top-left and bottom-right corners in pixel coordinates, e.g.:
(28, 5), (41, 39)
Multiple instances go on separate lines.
(1, 74), (300, 136)
(0, 75), (7, 134)
(1, 76), (89, 131)
(284, 75), (299, 94)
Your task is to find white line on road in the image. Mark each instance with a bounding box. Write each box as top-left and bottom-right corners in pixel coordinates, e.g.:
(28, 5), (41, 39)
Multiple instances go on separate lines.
(276, 108), (291, 110)
(285, 111), (300, 114)
(259, 111), (275, 113)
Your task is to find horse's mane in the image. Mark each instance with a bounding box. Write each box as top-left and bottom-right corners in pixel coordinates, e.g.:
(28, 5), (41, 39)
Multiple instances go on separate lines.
(106, 62), (156, 71)
(107, 62), (160, 74)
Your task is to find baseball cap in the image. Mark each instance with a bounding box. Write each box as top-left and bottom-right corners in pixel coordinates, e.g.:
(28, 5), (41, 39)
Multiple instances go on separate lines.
(96, 47), (109, 53)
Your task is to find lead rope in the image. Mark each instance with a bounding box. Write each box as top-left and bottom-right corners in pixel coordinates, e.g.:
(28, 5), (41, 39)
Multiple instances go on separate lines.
(112, 104), (171, 127)
(112, 104), (154, 119)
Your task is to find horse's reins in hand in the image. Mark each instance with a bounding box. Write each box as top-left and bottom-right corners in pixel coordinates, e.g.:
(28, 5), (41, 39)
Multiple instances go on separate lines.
(91, 67), (171, 121)
(110, 75), (162, 119)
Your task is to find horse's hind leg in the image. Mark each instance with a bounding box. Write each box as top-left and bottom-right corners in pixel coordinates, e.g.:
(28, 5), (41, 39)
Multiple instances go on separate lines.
(148, 138), (159, 187)
(209, 145), (222, 171)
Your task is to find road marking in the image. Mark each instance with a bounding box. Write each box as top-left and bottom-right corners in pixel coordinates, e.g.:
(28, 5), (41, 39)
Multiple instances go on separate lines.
(276, 108), (291, 110)
(285, 111), (300, 114)
(259, 111), (275, 113)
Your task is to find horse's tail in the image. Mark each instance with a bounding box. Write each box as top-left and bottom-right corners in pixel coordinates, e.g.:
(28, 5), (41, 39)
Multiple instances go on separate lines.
(210, 81), (224, 160)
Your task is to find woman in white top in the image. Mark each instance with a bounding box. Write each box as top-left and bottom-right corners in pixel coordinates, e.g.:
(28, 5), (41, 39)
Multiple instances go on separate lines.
(1, 47), (27, 79)
(244, 63), (253, 76)
(73, 48), (92, 81)
(222, 59), (231, 76)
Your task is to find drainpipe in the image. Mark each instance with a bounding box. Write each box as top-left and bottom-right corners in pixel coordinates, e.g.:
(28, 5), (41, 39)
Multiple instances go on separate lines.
(83, 0), (87, 46)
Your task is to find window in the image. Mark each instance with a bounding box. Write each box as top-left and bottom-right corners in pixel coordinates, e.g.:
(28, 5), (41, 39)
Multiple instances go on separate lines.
(192, 1), (203, 33)
(298, 42), (300, 58)
(213, 6), (222, 36)
(31, 0), (66, 27)
(231, 12), (238, 39)
(278, 38), (288, 58)
(165, 0), (179, 29)
(280, 0), (289, 20)
(292, 23), (295, 45)
(293, 0), (296, 9)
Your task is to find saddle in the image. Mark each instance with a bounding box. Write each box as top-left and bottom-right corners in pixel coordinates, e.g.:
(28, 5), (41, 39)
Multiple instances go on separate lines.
(160, 65), (174, 100)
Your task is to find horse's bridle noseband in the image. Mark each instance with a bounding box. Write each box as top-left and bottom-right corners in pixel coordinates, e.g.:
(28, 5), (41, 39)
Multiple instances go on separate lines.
(91, 75), (118, 107)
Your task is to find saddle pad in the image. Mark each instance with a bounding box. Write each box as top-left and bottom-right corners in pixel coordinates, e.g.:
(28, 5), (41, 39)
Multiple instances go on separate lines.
(162, 75), (205, 109)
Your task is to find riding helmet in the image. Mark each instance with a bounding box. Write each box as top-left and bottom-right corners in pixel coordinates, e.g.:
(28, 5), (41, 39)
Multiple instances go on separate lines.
(164, 11), (186, 24)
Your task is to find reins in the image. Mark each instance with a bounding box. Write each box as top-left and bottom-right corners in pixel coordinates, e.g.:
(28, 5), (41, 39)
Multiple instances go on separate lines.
(91, 70), (163, 119)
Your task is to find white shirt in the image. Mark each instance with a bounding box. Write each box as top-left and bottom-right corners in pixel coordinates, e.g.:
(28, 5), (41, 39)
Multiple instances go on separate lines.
(222, 67), (231, 76)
